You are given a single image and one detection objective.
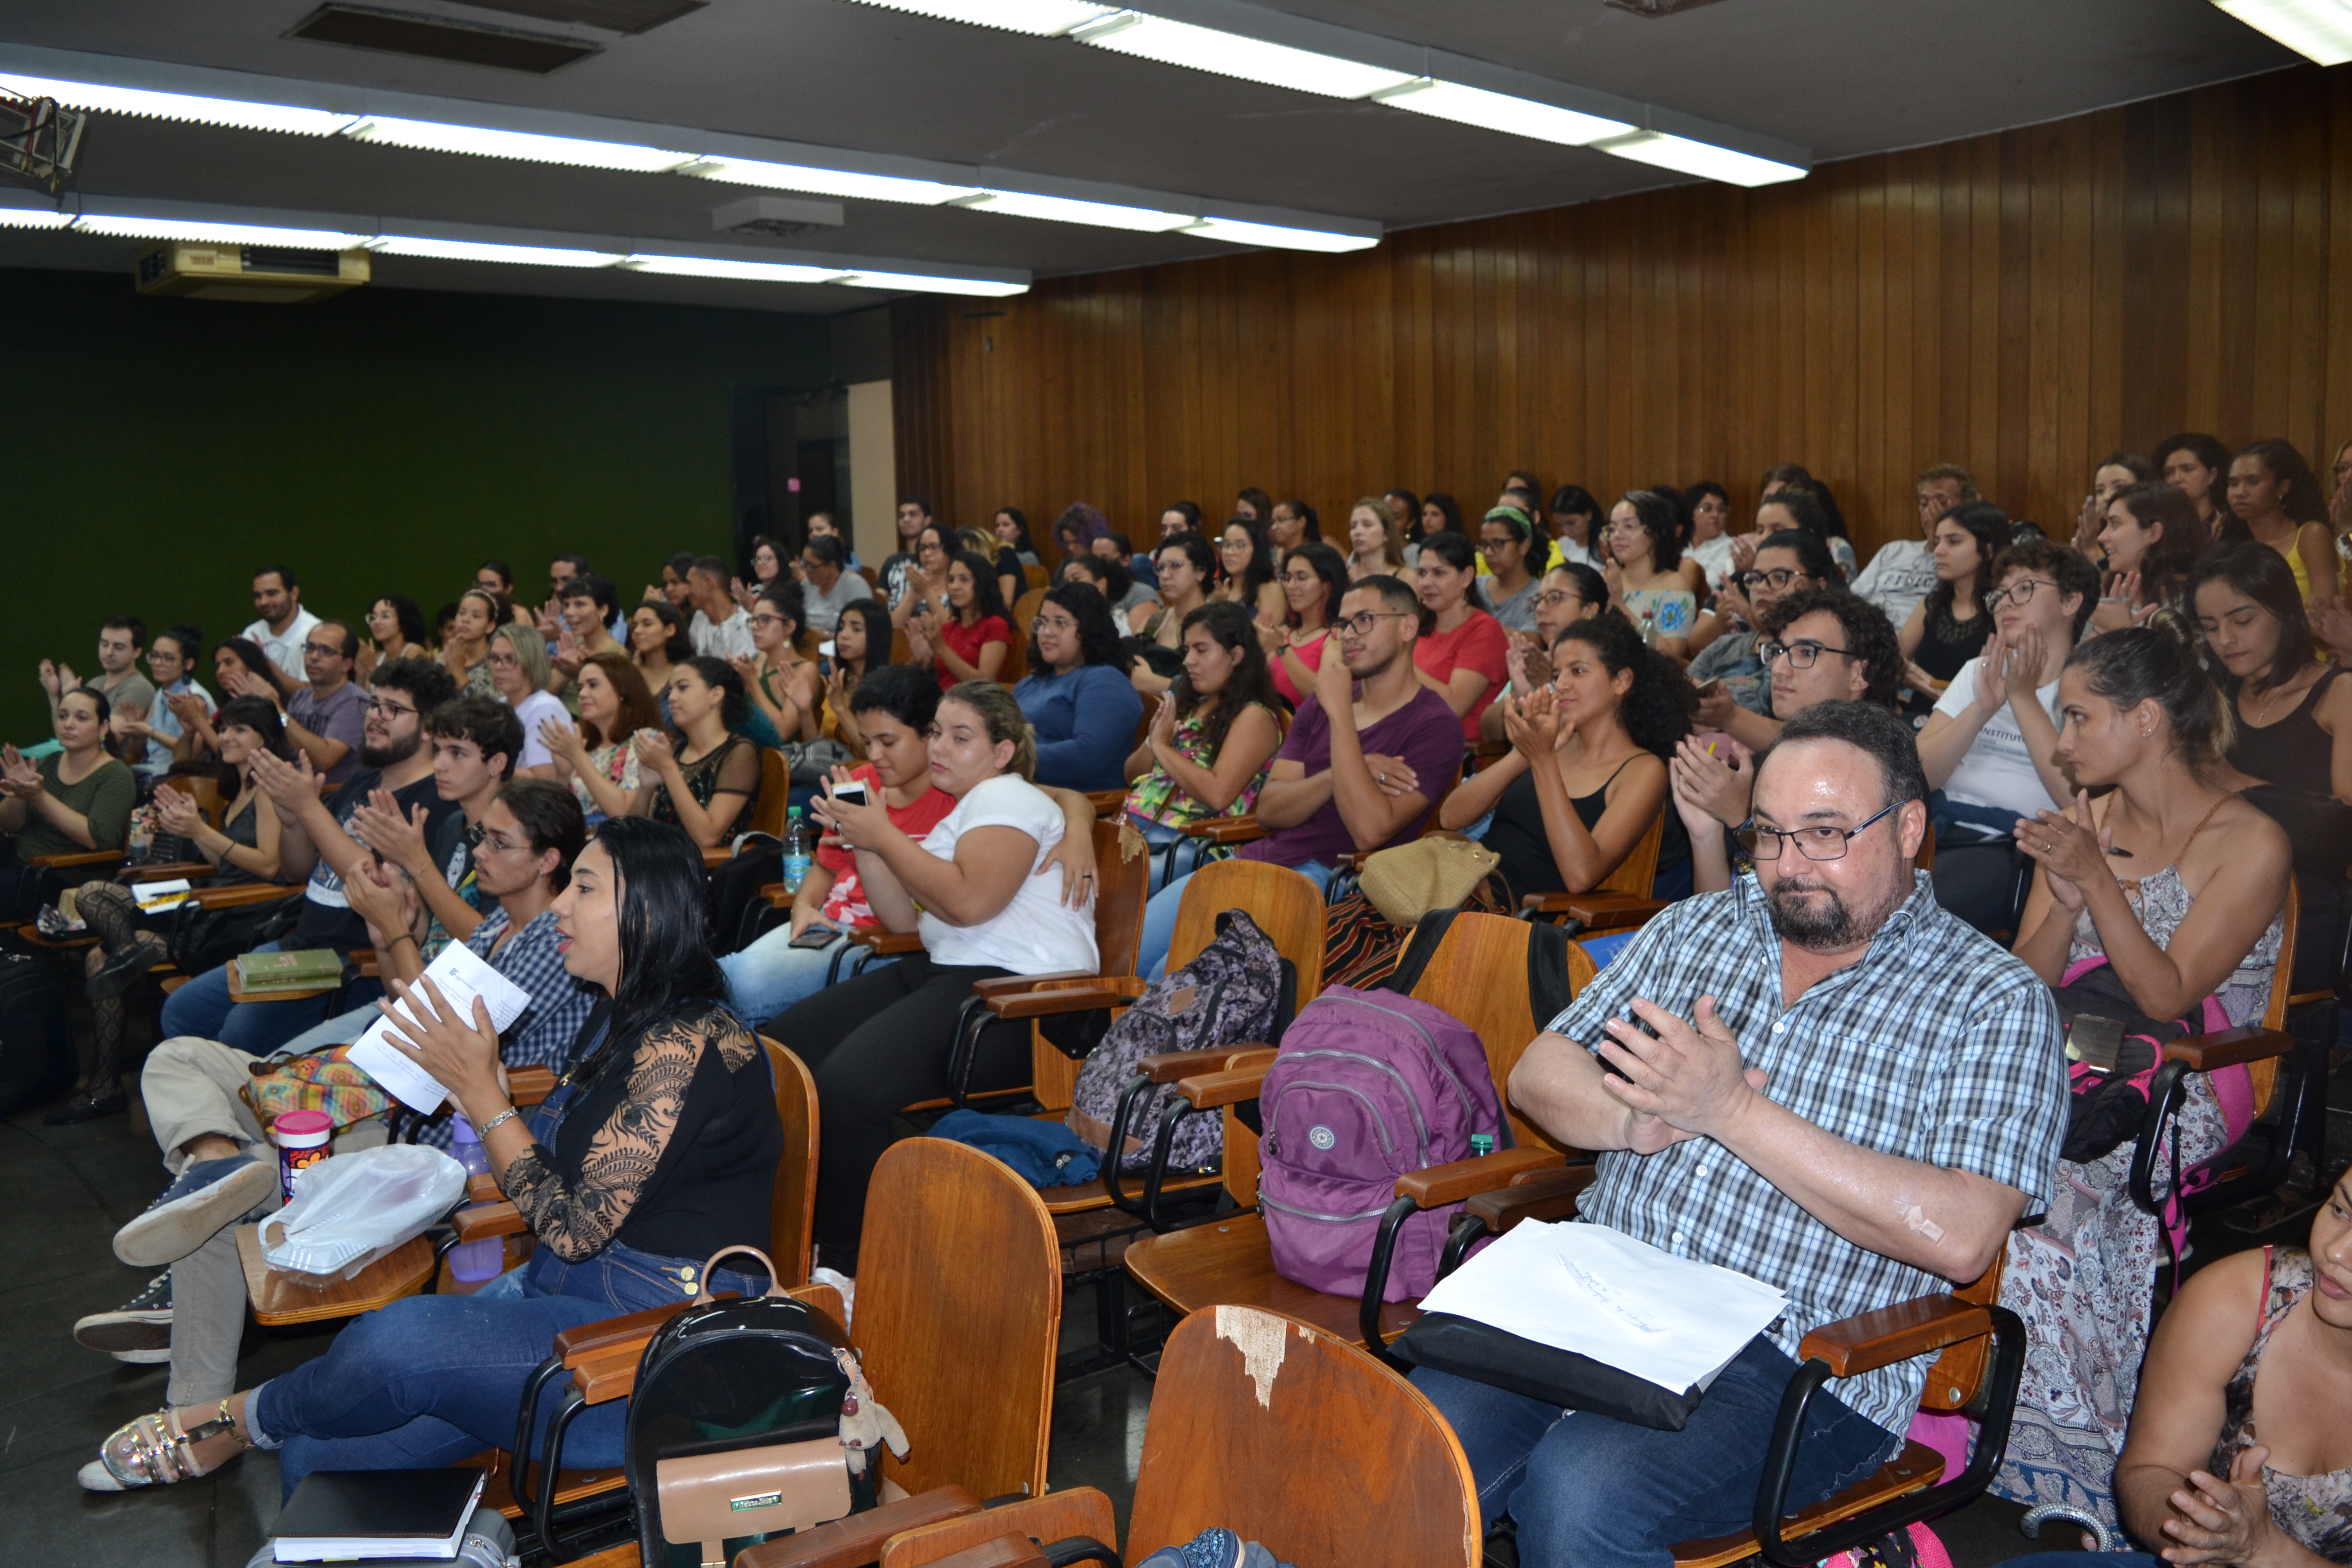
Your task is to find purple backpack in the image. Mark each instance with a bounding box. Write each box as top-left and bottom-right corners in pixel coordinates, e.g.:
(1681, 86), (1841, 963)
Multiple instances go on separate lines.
(1258, 984), (1510, 1301)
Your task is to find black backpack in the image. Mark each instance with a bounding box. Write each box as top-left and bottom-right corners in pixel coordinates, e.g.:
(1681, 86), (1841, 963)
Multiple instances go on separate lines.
(626, 1246), (874, 1568)
(0, 951), (72, 1116)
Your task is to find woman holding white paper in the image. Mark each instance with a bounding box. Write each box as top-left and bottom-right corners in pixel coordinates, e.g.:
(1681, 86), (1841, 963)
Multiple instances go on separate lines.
(84, 816), (786, 1498)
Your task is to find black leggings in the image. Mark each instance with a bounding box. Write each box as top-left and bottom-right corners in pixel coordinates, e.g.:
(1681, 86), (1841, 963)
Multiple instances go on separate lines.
(766, 951), (1030, 1271)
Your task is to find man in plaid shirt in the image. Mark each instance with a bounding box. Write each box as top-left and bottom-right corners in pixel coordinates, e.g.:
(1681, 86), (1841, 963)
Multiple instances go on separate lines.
(1415, 701), (2066, 1568)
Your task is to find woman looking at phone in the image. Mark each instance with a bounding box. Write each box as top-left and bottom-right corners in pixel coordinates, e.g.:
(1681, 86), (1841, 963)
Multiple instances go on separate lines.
(1123, 602), (1284, 892)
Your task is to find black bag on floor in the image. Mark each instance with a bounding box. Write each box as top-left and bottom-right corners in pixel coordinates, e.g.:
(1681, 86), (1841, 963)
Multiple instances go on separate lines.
(0, 950), (74, 1116)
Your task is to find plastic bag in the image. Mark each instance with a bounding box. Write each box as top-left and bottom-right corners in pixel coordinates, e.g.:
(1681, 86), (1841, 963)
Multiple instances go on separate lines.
(261, 1144), (465, 1280)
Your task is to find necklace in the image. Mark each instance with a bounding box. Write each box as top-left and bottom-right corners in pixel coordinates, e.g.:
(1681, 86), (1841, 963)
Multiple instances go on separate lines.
(2248, 667), (2315, 726)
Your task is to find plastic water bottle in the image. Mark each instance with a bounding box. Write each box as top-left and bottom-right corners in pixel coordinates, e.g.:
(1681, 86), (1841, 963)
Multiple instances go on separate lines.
(446, 1115), (505, 1283)
(449, 1113), (492, 1179)
(781, 807), (812, 894)
(1638, 608), (1657, 647)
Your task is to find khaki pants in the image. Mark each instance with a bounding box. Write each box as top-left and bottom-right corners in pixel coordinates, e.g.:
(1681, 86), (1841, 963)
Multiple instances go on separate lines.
(136, 1037), (386, 1406)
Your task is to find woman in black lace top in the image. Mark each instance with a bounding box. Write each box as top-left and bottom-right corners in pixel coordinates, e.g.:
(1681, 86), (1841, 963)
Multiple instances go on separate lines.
(87, 817), (784, 1498)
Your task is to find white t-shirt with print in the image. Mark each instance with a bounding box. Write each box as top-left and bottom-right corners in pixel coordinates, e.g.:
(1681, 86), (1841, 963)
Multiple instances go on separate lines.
(917, 774), (1098, 974)
(1852, 538), (1937, 629)
(1931, 659), (2064, 818)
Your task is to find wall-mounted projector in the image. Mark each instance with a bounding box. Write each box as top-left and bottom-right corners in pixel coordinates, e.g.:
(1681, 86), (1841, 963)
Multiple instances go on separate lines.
(135, 242), (370, 303)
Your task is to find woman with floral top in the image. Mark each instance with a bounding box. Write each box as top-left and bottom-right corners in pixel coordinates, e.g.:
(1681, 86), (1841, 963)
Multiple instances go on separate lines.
(1123, 601), (1284, 892)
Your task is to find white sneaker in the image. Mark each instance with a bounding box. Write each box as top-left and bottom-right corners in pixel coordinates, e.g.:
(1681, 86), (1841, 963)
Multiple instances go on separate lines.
(811, 1266), (855, 1328)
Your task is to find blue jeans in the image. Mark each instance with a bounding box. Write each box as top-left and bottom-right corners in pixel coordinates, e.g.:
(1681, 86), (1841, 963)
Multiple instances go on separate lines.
(720, 925), (898, 1029)
(1411, 1334), (1901, 1568)
(253, 1240), (769, 1496)
(1137, 859), (1334, 980)
(157, 939), (384, 1057)
(1129, 817), (1228, 896)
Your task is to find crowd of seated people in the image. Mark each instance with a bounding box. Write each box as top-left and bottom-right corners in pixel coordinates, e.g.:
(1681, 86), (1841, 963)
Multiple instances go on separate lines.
(19, 450), (2351, 1568)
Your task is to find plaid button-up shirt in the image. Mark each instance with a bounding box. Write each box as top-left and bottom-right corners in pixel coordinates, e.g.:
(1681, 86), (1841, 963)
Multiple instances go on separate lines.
(407, 903), (599, 1152)
(1545, 871), (2066, 1434)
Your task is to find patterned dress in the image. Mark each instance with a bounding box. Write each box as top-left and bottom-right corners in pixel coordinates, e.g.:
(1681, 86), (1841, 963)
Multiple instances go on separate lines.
(1122, 704), (1273, 831)
(2210, 1248), (2352, 1563)
(1993, 865), (2283, 1527)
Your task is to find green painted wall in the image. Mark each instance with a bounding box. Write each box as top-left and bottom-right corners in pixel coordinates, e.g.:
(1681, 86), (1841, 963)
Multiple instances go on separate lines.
(4, 267), (832, 743)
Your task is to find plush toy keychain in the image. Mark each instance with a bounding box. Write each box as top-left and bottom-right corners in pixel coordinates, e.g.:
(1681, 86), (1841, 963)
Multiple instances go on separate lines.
(831, 1348), (908, 1477)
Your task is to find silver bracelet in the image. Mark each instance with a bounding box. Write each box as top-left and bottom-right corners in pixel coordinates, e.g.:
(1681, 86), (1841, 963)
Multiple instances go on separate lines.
(476, 1107), (522, 1137)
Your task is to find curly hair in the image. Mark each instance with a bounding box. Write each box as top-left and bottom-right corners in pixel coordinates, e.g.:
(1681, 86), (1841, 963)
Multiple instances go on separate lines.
(1030, 581), (1129, 672)
(1172, 601), (1281, 761)
(1552, 612), (1697, 759)
(1763, 586), (1904, 709)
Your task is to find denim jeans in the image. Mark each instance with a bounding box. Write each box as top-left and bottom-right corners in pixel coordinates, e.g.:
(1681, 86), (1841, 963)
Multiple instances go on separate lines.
(1411, 1334), (1902, 1568)
(157, 939), (385, 1058)
(1127, 817), (1224, 897)
(1138, 859), (1334, 980)
(252, 1240), (769, 1496)
(720, 924), (898, 1030)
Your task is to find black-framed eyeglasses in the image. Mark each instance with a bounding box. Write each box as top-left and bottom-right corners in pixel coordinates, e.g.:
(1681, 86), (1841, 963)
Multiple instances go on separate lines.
(1984, 578), (2055, 610)
(1757, 639), (1854, 669)
(365, 698), (417, 720)
(749, 612), (791, 628)
(1734, 568), (1803, 592)
(1334, 610), (1413, 636)
(1734, 801), (1899, 861)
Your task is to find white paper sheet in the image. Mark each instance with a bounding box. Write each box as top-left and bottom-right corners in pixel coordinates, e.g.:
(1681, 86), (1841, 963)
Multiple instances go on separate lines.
(1415, 1219), (1791, 1393)
(346, 938), (532, 1114)
(132, 878), (193, 913)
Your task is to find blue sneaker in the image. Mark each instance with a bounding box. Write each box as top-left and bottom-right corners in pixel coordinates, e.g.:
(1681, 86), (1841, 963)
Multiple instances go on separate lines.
(112, 1156), (277, 1267)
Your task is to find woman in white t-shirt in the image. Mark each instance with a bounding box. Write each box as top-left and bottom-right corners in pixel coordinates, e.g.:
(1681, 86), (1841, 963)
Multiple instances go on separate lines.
(489, 624), (570, 779)
(772, 680), (1098, 1275)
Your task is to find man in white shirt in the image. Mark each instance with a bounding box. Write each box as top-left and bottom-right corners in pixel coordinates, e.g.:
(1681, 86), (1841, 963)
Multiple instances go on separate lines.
(240, 565), (320, 690)
(687, 554), (755, 660)
(1850, 464), (1978, 630)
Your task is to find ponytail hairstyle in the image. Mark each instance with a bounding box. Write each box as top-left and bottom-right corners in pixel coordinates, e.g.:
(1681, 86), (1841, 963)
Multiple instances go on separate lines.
(940, 679), (1038, 781)
(2065, 625), (2234, 779)
(1551, 612), (1698, 758)
(677, 655), (748, 730)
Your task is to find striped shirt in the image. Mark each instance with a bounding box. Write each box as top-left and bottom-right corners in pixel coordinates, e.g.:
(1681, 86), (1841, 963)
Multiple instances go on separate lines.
(1546, 870), (2066, 1434)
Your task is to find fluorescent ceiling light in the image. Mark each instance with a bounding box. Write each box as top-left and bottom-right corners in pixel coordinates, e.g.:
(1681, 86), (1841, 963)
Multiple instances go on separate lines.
(842, 269), (1030, 296)
(1374, 78), (1630, 147)
(1591, 130), (1804, 188)
(624, 253), (848, 283)
(344, 115), (696, 174)
(678, 155), (978, 205)
(0, 205), (70, 230)
(842, 0), (1115, 34)
(2212, 0), (2352, 63)
(369, 235), (624, 266)
(0, 71), (357, 137)
(961, 188), (1193, 231)
(1068, 10), (1419, 99)
(73, 214), (371, 249)
(1183, 215), (1376, 253)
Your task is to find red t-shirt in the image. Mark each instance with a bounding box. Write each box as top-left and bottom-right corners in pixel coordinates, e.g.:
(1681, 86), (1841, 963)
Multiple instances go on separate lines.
(937, 615), (1012, 692)
(1413, 609), (1510, 740)
(817, 765), (957, 927)
(1269, 630), (1329, 709)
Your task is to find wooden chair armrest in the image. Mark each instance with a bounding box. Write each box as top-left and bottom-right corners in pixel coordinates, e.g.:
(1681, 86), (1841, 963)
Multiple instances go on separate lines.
(733, 1486), (983, 1568)
(898, 1538), (1047, 1568)
(1178, 816), (1264, 843)
(759, 881), (793, 908)
(354, 947), (379, 981)
(984, 980), (1147, 1020)
(1082, 789), (1128, 817)
(1523, 892), (1670, 928)
(850, 928), (925, 955)
(1798, 1291), (1992, 1378)
(464, 1171), (502, 1203)
(31, 849), (124, 869)
(1462, 1163), (1597, 1232)
(452, 1202), (527, 1242)
(2162, 1026), (2296, 1071)
(1173, 1061), (1271, 1110)
(1394, 1145), (1564, 1207)
(968, 969), (1100, 999)
(701, 846), (732, 870)
(571, 1342), (644, 1405)
(1134, 1045), (1273, 1084)
(118, 861), (216, 885)
(549, 1293), (735, 1361)
(1469, 738), (1510, 758)
(877, 1490), (1118, 1568)
(188, 882), (300, 911)
(507, 1065), (557, 1106)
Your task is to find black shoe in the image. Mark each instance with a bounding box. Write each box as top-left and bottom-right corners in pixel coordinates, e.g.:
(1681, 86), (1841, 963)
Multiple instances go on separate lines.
(86, 938), (169, 1000)
(73, 1272), (172, 1360)
(44, 1089), (129, 1125)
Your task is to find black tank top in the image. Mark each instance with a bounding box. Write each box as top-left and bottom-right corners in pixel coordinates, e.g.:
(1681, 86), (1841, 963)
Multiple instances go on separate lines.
(1903, 601), (1992, 714)
(1481, 755), (1691, 898)
(2228, 664), (2345, 799)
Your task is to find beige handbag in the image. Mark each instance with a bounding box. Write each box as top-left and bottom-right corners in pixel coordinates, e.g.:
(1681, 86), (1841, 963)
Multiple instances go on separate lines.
(651, 1245), (854, 1567)
(1356, 836), (1500, 926)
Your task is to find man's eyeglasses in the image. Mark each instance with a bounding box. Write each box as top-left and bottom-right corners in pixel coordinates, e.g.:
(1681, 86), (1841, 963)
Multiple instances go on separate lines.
(1984, 578), (2055, 611)
(1734, 801), (1899, 861)
(1334, 610), (1413, 636)
(304, 642), (345, 658)
(1734, 568), (1803, 593)
(1030, 615), (1079, 634)
(365, 699), (416, 720)
(1757, 639), (1854, 670)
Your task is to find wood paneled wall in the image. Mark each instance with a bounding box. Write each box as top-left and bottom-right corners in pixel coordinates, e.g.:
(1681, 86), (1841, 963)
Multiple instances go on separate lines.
(892, 63), (2352, 559)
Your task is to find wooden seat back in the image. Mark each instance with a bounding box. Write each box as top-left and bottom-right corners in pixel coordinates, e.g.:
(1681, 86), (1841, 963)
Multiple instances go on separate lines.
(760, 1037), (819, 1289)
(2248, 878), (2299, 1115)
(856, 1139), (1061, 1504)
(750, 749), (791, 839)
(1023, 563), (1049, 593)
(160, 773), (227, 830)
(1598, 810), (1664, 897)
(1167, 859), (1328, 1006)
(1399, 912), (1561, 1156)
(1011, 587), (1046, 641)
(1916, 1255), (2001, 1412)
(1126, 1306), (1477, 1568)
(1027, 817), (1153, 1111)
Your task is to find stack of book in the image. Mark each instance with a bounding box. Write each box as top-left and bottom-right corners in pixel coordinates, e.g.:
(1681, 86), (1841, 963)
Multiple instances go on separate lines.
(271, 1467), (488, 1563)
(234, 949), (344, 994)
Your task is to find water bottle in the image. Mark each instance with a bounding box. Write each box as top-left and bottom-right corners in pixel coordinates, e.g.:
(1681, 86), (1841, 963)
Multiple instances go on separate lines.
(1638, 608), (1657, 647)
(446, 1114), (507, 1283)
(449, 1112), (492, 1179)
(781, 807), (812, 894)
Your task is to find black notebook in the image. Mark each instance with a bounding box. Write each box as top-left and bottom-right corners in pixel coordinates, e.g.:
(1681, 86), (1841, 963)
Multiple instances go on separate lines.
(271, 1467), (488, 1562)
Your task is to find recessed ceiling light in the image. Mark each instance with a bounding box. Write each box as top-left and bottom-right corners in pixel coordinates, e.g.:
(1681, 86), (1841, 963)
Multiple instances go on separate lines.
(841, 269), (1030, 296)
(343, 115), (697, 173)
(1590, 130), (1804, 188)
(369, 235), (625, 265)
(2211, 0), (2352, 63)
(1181, 215), (1376, 253)
(841, 0), (1114, 34)
(960, 188), (1195, 232)
(73, 213), (372, 248)
(1067, 10), (1419, 99)
(623, 253), (848, 282)
(677, 155), (979, 206)
(0, 71), (356, 136)
(1372, 78), (1630, 148)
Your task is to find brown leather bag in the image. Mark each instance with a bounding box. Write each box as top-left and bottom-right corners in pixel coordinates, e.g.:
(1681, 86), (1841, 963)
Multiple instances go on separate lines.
(650, 1246), (853, 1567)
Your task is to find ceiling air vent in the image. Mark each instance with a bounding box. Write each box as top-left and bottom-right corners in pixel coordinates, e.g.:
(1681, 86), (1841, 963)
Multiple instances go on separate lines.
(713, 196), (845, 239)
(283, 5), (601, 73)
(1603, 0), (1734, 14)
(459, 0), (704, 34)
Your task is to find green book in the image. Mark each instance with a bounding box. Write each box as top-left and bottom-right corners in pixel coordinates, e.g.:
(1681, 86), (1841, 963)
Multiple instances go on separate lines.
(234, 948), (344, 992)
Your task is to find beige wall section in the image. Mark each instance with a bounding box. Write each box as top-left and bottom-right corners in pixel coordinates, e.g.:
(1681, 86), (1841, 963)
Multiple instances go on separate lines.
(846, 378), (897, 563)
